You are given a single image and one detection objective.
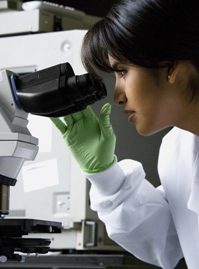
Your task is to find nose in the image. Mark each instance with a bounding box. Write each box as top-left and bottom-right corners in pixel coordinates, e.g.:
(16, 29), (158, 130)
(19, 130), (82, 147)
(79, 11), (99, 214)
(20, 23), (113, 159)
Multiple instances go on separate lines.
(114, 83), (127, 105)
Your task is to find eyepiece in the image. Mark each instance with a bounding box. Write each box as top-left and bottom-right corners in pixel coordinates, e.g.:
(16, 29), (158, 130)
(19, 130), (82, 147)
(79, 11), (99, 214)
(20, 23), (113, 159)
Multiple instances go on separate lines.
(67, 74), (106, 100)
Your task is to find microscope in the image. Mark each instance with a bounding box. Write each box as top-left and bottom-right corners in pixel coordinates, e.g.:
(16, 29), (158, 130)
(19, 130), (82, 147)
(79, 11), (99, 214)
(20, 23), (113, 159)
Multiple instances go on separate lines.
(0, 62), (107, 262)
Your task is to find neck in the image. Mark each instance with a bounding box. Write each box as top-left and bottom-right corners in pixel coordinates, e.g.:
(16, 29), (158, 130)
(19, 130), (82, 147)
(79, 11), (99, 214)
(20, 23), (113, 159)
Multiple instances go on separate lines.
(176, 98), (199, 136)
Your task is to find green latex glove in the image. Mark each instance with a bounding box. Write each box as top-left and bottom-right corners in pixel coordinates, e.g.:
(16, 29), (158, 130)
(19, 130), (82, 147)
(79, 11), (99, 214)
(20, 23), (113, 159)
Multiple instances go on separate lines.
(51, 103), (116, 173)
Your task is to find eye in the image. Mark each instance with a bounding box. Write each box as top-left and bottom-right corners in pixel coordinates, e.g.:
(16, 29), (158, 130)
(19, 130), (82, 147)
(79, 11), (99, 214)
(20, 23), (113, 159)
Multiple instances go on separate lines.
(120, 69), (127, 77)
(115, 68), (127, 78)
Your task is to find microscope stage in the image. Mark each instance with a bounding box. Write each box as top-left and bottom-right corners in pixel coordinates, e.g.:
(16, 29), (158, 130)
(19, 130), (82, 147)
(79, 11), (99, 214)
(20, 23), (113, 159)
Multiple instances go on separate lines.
(0, 218), (62, 262)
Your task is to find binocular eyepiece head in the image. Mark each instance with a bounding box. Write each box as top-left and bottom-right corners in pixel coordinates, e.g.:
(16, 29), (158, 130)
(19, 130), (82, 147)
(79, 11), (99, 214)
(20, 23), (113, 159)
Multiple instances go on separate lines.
(11, 62), (107, 117)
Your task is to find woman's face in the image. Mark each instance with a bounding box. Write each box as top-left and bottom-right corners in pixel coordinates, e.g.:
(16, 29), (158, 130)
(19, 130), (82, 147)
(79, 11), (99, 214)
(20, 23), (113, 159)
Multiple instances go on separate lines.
(108, 55), (185, 136)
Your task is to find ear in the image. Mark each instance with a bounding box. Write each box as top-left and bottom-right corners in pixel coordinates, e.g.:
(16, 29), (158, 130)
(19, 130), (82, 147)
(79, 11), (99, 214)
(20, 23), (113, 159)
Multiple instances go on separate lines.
(168, 62), (181, 84)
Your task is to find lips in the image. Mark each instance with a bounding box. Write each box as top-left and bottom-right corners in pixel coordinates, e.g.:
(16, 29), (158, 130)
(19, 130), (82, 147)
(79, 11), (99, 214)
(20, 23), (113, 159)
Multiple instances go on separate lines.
(123, 109), (136, 124)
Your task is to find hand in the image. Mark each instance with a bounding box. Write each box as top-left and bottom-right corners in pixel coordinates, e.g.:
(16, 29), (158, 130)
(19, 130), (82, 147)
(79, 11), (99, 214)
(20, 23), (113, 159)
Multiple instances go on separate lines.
(51, 103), (116, 173)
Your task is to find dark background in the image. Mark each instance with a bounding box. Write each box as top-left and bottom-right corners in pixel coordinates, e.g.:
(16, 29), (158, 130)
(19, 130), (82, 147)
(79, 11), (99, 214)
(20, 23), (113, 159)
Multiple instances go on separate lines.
(47, 0), (116, 17)
(22, 0), (116, 17)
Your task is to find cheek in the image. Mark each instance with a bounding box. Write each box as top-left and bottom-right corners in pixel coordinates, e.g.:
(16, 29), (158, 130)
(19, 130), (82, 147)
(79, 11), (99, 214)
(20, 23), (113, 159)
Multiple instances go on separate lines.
(135, 98), (170, 136)
(125, 79), (152, 105)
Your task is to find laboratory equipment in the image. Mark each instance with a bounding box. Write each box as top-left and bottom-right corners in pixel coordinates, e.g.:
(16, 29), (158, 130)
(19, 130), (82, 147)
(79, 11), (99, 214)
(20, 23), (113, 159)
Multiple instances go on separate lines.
(0, 57), (106, 262)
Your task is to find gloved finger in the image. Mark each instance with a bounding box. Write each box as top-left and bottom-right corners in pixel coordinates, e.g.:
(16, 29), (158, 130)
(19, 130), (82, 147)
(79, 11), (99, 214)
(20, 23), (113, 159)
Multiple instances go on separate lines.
(99, 103), (112, 129)
(82, 106), (95, 119)
(50, 118), (67, 134)
(71, 110), (85, 122)
(62, 107), (93, 126)
(62, 114), (74, 126)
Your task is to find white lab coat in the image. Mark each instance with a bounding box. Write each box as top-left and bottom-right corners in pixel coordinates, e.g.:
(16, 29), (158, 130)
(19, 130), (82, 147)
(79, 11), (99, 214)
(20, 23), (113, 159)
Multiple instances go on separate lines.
(84, 127), (199, 269)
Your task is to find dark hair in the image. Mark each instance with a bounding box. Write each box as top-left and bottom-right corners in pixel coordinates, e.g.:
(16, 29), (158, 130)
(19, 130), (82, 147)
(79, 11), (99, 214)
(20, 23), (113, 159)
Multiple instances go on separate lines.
(81, 0), (199, 77)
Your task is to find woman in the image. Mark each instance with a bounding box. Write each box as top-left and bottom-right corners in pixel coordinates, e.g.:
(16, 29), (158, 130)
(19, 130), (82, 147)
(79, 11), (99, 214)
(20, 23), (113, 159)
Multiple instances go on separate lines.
(51, 0), (199, 268)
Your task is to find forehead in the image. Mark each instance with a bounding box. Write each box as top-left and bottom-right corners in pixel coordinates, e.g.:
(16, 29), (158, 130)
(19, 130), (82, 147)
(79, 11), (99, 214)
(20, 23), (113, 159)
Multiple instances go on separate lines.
(108, 54), (116, 64)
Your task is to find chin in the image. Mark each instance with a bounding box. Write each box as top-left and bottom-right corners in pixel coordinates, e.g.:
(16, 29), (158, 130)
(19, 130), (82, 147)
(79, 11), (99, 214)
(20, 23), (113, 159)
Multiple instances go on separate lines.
(136, 126), (162, 137)
(137, 130), (155, 137)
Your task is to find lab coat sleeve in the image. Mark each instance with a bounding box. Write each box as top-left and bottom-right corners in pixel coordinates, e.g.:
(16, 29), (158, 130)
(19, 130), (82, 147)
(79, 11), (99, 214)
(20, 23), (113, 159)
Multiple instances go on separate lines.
(84, 159), (183, 269)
